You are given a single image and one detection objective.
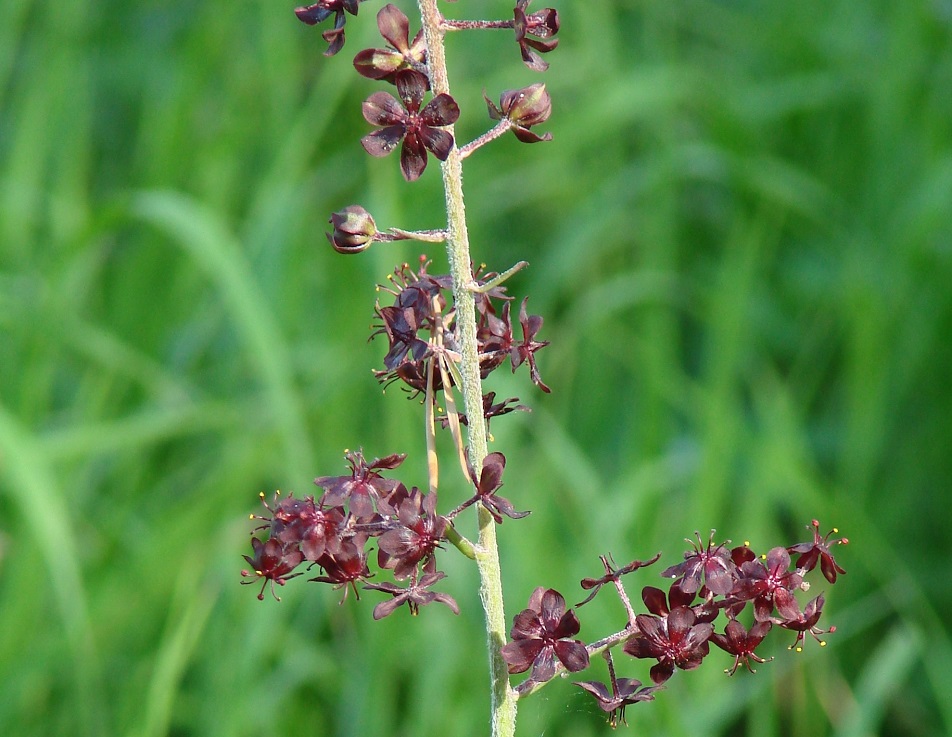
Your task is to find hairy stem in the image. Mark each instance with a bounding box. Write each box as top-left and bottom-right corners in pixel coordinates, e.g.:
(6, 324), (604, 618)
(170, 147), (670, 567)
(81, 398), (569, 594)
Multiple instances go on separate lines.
(417, 1), (518, 736)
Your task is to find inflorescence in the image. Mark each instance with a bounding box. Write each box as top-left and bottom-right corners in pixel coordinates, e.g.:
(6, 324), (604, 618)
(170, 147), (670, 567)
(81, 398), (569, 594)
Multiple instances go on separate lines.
(243, 0), (846, 728)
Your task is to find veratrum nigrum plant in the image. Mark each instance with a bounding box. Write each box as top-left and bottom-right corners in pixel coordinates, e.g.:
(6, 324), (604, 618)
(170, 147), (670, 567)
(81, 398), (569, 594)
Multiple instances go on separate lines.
(241, 3), (847, 734)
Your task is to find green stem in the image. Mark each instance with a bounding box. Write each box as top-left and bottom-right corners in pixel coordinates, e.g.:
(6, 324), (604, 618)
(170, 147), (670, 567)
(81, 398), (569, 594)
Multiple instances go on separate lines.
(417, 1), (518, 736)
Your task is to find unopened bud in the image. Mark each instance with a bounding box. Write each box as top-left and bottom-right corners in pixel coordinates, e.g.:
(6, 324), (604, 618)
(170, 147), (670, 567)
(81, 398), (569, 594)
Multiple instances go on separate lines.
(500, 83), (552, 128)
(327, 205), (377, 254)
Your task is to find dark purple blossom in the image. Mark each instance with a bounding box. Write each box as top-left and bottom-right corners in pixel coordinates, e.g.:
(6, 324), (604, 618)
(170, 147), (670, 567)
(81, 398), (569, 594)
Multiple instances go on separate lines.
(361, 69), (460, 181)
(788, 519), (848, 583)
(309, 538), (372, 602)
(732, 546), (803, 621)
(623, 605), (713, 684)
(513, 0), (559, 71)
(775, 593), (833, 651)
(377, 487), (448, 579)
(314, 448), (406, 519)
(471, 452), (529, 523)
(662, 530), (735, 596)
(576, 677), (661, 728)
(241, 537), (304, 601)
(265, 492), (346, 562)
(440, 391), (529, 430)
(710, 619), (773, 675)
(500, 587), (590, 681)
(294, 0), (368, 57)
(365, 569), (460, 618)
(510, 297), (550, 393)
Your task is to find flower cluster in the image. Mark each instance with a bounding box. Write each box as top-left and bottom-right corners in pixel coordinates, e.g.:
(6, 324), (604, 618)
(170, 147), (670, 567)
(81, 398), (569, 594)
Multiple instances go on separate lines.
(372, 258), (550, 399)
(242, 448), (534, 617)
(501, 522), (846, 722)
(241, 449), (462, 616)
(296, 2), (557, 181)
(249, 1), (847, 732)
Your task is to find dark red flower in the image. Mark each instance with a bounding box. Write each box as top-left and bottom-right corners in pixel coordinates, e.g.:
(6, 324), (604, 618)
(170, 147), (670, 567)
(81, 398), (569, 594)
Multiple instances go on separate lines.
(364, 569), (460, 618)
(309, 538), (372, 602)
(509, 297), (550, 393)
(264, 492), (346, 562)
(732, 546), (803, 621)
(294, 0), (367, 57)
(788, 519), (848, 583)
(500, 587), (590, 681)
(377, 487), (448, 579)
(575, 677), (661, 727)
(471, 452), (529, 523)
(774, 593), (834, 651)
(353, 4), (427, 84)
(360, 70), (460, 181)
(661, 530), (735, 596)
(623, 606), (713, 684)
(241, 537), (304, 601)
(513, 0), (559, 71)
(314, 448), (406, 519)
(710, 619), (773, 675)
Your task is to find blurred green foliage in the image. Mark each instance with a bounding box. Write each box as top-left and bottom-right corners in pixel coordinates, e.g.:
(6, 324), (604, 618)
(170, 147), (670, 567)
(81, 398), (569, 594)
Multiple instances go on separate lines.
(2, 0), (951, 735)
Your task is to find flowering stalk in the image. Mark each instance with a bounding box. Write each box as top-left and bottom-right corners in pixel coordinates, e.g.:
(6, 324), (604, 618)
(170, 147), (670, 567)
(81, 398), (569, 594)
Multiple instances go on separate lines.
(416, 2), (518, 734)
(242, 3), (845, 735)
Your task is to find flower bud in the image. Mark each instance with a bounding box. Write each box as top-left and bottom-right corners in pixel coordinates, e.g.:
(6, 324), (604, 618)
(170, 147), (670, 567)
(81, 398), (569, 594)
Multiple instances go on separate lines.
(500, 83), (551, 128)
(327, 205), (377, 253)
(485, 84), (553, 144)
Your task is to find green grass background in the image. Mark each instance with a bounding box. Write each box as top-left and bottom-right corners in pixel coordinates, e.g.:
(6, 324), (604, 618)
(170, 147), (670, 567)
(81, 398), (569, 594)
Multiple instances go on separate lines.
(2, 0), (951, 735)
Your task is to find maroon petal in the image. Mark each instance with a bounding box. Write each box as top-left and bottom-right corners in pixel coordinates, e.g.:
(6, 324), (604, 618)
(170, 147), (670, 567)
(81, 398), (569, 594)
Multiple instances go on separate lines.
(575, 679), (614, 706)
(649, 660), (675, 684)
(400, 132), (428, 180)
(682, 622), (713, 653)
(377, 3), (410, 52)
(431, 591), (460, 615)
(500, 638), (544, 674)
(353, 48), (405, 79)
(396, 69), (427, 112)
(623, 637), (658, 660)
(372, 596), (406, 619)
(641, 586), (669, 616)
(666, 606), (697, 638)
(479, 452), (507, 493)
(362, 91), (406, 126)
(512, 126), (552, 144)
(530, 646), (557, 681)
(419, 127), (454, 161)
(554, 639), (590, 672)
(539, 588), (567, 627)
(361, 126), (406, 157)
(774, 587), (801, 621)
(511, 609), (544, 639)
(421, 93), (460, 126)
